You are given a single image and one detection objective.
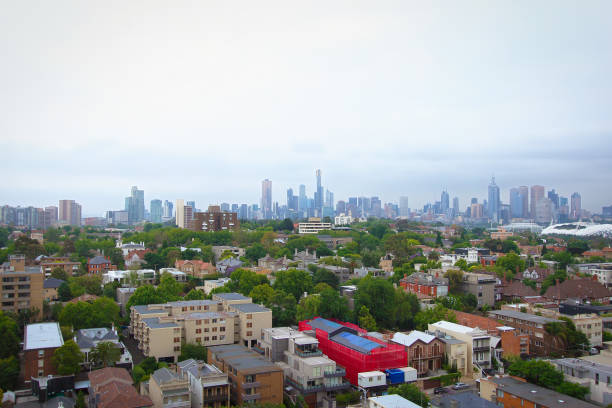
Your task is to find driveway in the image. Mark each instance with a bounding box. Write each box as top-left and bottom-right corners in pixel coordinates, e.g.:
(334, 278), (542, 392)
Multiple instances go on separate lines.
(122, 328), (146, 366)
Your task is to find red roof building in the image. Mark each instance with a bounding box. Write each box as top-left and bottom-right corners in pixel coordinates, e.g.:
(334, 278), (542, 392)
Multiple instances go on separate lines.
(298, 317), (407, 385)
(88, 367), (152, 408)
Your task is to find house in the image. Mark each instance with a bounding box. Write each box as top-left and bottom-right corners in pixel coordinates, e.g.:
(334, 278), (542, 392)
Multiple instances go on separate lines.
(391, 331), (444, 377)
(379, 254), (394, 274)
(544, 278), (612, 304)
(43, 278), (64, 301)
(87, 256), (116, 275)
(24, 322), (64, 382)
(40, 257), (81, 276)
(479, 375), (598, 408)
(433, 392), (499, 408)
(257, 254), (289, 272)
(211, 246), (245, 262)
(74, 327), (132, 369)
(88, 367), (152, 408)
(175, 260), (216, 278)
(520, 267), (551, 288)
(399, 272), (448, 298)
(125, 249), (151, 268)
(258, 327), (350, 408)
(116, 240), (146, 256)
(216, 257), (243, 276)
(208, 344), (284, 406)
(146, 367), (190, 408)
(554, 358), (612, 405)
(368, 395), (421, 408)
(177, 359), (230, 408)
(501, 280), (540, 303)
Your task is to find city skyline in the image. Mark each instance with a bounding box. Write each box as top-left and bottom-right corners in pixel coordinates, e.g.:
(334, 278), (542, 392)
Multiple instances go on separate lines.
(1, 2), (611, 215)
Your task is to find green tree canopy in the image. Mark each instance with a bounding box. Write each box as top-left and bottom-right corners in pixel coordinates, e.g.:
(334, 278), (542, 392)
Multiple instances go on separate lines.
(178, 343), (207, 362)
(273, 269), (313, 301)
(89, 341), (121, 368)
(388, 383), (429, 408)
(0, 312), (20, 359)
(53, 340), (84, 375)
(357, 306), (377, 331)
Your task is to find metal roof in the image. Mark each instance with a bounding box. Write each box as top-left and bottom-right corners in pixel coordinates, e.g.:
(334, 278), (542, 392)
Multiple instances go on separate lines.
(43, 278), (65, 289)
(142, 317), (179, 329)
(368, 395), (421, 408)
(392, 330), (436, 347)
(214, 292), (249, 300)
(308, 317), (343, 333)
(230, 303), (270, 313)
(489, 309), (562, 324)
(330, 331), (385, 354)
(24, 322), (64, 350)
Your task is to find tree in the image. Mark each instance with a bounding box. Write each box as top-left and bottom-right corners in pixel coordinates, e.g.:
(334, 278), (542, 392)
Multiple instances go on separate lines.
(184, 289), (206, 300)
(453, 258), (468, 271)
(555, 381), (589, 400)
(312, 267), (339, 289)
(50, 267), (69, 281)
(508, 359), (563, 389)
(279, 218), (294, 232)
(357, 306), (377, 331)
(0, 312), (20, 359)
(496, 252), (525, 276)
(245, 244), (267, 262)
(318, 288), (349, 321)
(368, 222), (389, 240)
(273, 269), (313, 301)
(178, 343), (207, 362)
(89, 341), (121, 368)
(268, 289), (297, 327)
(74, 274), (103, 295)
(75, 391), (86, 408)
(0, 356), (19, 391)
(53, 340), (84, 375)
(444, 269), (464, 294)
(126, 285), (168, 310)
(567, 239), (589, 256)
(354, 275), (395, 329)
(388, 383), (429, 408)
(296, 294), (322, 322)
(158, 272), (183, 299)
(414, 304), (456, 331)
(249, 284), (275, 305)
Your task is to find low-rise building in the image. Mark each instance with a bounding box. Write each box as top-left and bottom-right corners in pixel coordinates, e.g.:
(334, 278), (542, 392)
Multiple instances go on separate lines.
(24, 322), (64, 382)
(74, 327), (132, 369)
(391, 331), (444, 377)
(43, 278), (64, 301)
(211, 246), (245, 262)
(460, 272), (496, 308)
(147, 367), (191, 408)
(543, 278), (612, 304)
(103, 269), (157, 286)
(208, 344), (284, 406)
(257, 255), (289, 272)
(87, 256), (116, 275)
(199, 278), (231, 295)
(454, 311), (529, 357)
(177, 359), (230, 408)
(569, 314), (603, 347)
(40, 256), (81, 276)
(88, 367), (153, 408)
(215, 257), (243, 276)
(428, 321), (492, 373)
(368, 394), (421, 408)
(571, 263), (612, 287)
(400, 272), (448, 298)
(433, 392), (498, 408)
(437, 334), (469, 376)
(175, 260), (216, 278)
(298, 218), (332, 234)
(554, 358), (612, 405)
(479, 375), (598, 408)
(117, 287), (137, 315)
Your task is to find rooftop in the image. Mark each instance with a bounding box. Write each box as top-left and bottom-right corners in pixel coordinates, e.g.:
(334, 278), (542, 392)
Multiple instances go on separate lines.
(151, 367), (185, 385)
(24, 322), (64, 350)
(214, 292), (250, 301)
(330, 331), (385, 354)
(142, 317), (179, 329)
(437, 392), (498, 408)
(392, 330), (436, 347)
(88, 255), (110, 265)
(430, 320), (488, 335)
(489, 376), (598, 408)
(43, 277), (65, 289)
(230, 303), (271, 313)
(489, 309), (562, 325)
(554, 358), (612, 377)
(307, 317), (343, 333)
(368, 394), (421, 408)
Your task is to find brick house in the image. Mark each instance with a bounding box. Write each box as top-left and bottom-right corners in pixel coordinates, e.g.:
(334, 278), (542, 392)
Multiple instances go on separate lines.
(88, 367), (152, 408)
(391, 331), (444, 376)
(454, 311), (529, 357)
(175, 260), (217, 278)
(544, 278), (612, 304)
(87, 256), (116, 275)
(23, 322), (64, 382)
(399, 272), (448, 298)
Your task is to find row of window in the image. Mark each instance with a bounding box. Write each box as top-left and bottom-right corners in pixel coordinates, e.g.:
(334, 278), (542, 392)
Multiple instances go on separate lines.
(195, 335), (226, 342)
(195, 327), (226, 333)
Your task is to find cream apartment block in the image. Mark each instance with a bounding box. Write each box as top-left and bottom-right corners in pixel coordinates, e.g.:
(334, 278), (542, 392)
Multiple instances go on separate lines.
(130, 296), (271, 362)
(429, 320), (492, 375)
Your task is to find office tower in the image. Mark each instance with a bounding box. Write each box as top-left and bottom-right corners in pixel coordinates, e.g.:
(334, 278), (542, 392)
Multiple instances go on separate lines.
(571, 192), (582, 220)
(187, 200), (196, 212)
(519, 186), (529, 218)
(535, 198), (553, 224)
(336, 200), (346, 215)
(220, 203), (230, 212)
(471, 197), (478, 205)
(239, 204), (248, 220)
(287, 188), (295, 210)
(399, 196), (409, 218)
(470, 203), (483, 219)
(315, 169), (324, 214)
(325, 189), (334, 210)
(231, 204), (239, 213)
(452, 197), (459, 217)
(58, 200), (82, 226)
(487, 177), (500, 222)
(509, 188), (523, 218)
(176, 199), (185, 228)
(261, 179), (272, 219)
(440, 190), (450, 214)
(559, 196), (568, 207)
(370, 197), (382, 218)
(124, 186), (145, 224)
(530, 185), (545, 218)
(547, 189), (559, 209)
(298, 184), (307, 214)
(150, 199), (163, 223)
(163, 200), (173, 219)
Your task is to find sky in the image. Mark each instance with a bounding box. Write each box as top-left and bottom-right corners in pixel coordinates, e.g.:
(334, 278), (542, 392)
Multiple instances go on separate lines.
(1, 1), (611, 216)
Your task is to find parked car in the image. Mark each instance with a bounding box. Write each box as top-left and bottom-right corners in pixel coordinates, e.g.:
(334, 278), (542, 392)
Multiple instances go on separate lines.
(452, 382), (469, 390)
(590, 347), (600, 355)
(434, 387), (448, 394)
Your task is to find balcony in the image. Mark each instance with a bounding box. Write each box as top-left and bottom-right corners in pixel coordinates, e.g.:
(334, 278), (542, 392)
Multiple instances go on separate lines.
(285, 377), (325, 393)
(295, 349), (323, 358)
(241, 393), (261, 402)
(242, 381), (261, 389)
(203, 394), (229, 403)
(325, 380), (351, 392)
(324, 367), (346, 378)
(473, 346), (490, 352)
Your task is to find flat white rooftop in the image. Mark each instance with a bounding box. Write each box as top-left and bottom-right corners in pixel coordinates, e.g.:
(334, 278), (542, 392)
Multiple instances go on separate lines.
(24, 322), (64, 350)
(430, 320), (483, 335)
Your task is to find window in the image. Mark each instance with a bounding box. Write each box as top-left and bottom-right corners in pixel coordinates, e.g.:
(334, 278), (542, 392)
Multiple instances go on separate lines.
(220, 327), (226, 332)
(205, 328), (209, 332)
(247, 331), (253, 337)
(174, 337), (181, 343)
(212, 336), (217, 341)
(596, 373), (599, 385)
(38, 360), (44, 368)
(38, 350), (44, 357)
(247, 314), (253, 319)
(190, 306), (195, 310)
(196, 328), (202, 334)
(196, 320), (202, 325)
(497, 390), (504, 398)
(174, 346), (180, 351)
(196, 338), (201, 343)
(247, 322), (253, 328)
(212, 327), (217, 332)
(205, 337), (210, 341)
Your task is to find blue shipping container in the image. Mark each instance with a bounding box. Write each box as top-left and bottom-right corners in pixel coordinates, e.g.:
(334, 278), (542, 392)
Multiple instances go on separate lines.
(385, 368), (404, 384)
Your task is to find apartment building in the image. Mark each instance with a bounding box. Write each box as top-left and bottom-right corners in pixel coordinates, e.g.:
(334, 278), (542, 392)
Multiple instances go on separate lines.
(147, 367), (191, 408)
(572, 263), (612, 287)
(208, 344), (284, 406)
(459, 272), (497, 308)
(177, 359), (230, 408)
(298, 218), (332, 234)
(23, 322), (64, 382)
(43, 278), (64, 302)
(489, 310), (564, 356)
(454, 311), (529, 357)
(570, 314), (603, 347)
(199, 278), (231, 295)
(192, 206), (239, 232)
(428, 321), (492, 373)
(87, 256), (116, 275)
(391, 331), (445, 377)
(1, 255), (44, 319)
(258, 327), (350, 408)
(554, 358), (612, 405)
(211, 246), (245, 262)
(438, 335), (469, 376)
(130, 296), (271, 362)
(39, 256), (81, 276)
(480, 376), (598, 408)
(175, 259), (216, 278)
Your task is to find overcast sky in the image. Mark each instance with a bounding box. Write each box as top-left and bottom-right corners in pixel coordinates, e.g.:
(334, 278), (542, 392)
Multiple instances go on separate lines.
(1, 1), (611, 216)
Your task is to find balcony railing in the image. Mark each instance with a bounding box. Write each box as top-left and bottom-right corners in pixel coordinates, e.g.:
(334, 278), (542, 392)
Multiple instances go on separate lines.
(241, 393), (261, 402)
(203, 394), (229, 403)
(324, 367), (346, 377)
(285, 377), (324, 393)
(295, 349), (323, 358)
(473, 346), (490, 352)
(242, 381), (261, 389)
(324, 381), (351, 392)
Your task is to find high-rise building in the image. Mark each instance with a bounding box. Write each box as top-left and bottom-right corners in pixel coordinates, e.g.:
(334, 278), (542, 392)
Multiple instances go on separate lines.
(509, 188), (523, 218)
(519, 186), (529, 218)
(530, 185), (545, 219)
(315, 169), (324, 215)
(176, 199), (185, 228)
(336, 200), (346, 215)
(163, 200), (173, 219)
(487, 177), (500, 222)
(220, 203), (230, 212)
(325, 189), (334, 210)
(287, 188), (298, 211)
(298, 185), (307, 215)
(43, 206), (58, 229)
(440, 190), (450, 215)
(571, 192), (582, 220)
(261, 179), (272, 219)
(452, 197), (459, 217)
(125, 186), (145, 224)
(535, 198), (553, 224)
(150, 199), (163, 223)
(58, 200), (81, 226)
(547, 189), (559, 209)
(399, 196), (409, 218)
(370, 197), (382, 218)
(186, 200), (196, 213)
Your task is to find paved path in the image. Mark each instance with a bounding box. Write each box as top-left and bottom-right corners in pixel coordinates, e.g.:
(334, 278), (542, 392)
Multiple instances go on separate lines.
(122, 328), (146, 366)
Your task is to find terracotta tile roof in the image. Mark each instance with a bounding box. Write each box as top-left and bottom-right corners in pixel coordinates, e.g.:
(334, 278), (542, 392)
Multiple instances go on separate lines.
(544, 278), (612, 301)
(89, 368), (152, 408)
(502, 281), (539, 298)
(175, 259), (212, 268)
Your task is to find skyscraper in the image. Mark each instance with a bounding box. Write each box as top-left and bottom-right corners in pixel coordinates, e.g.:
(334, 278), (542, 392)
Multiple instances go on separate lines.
(125, 186), (145, 224)
(509, 188), (523, 218)
(440, 190), (450, 214)
(519, 186), (529, 218)
(150, 199), (162, 223)
(176, 199), (185, 228)
(58, 200), (82, 226)
(315, 169), (323, 215)
(399, 196), (409, 218)
(452, 197), (459, 217)
(163, 200), (173, 219)
(487, 177), (500, 222)
(261, 179), (272, 219)
(571, 192), (582, 220)
(547, 189), (559, 209)
(530, 185), (545, 219)
(187, 201), (196, 212)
